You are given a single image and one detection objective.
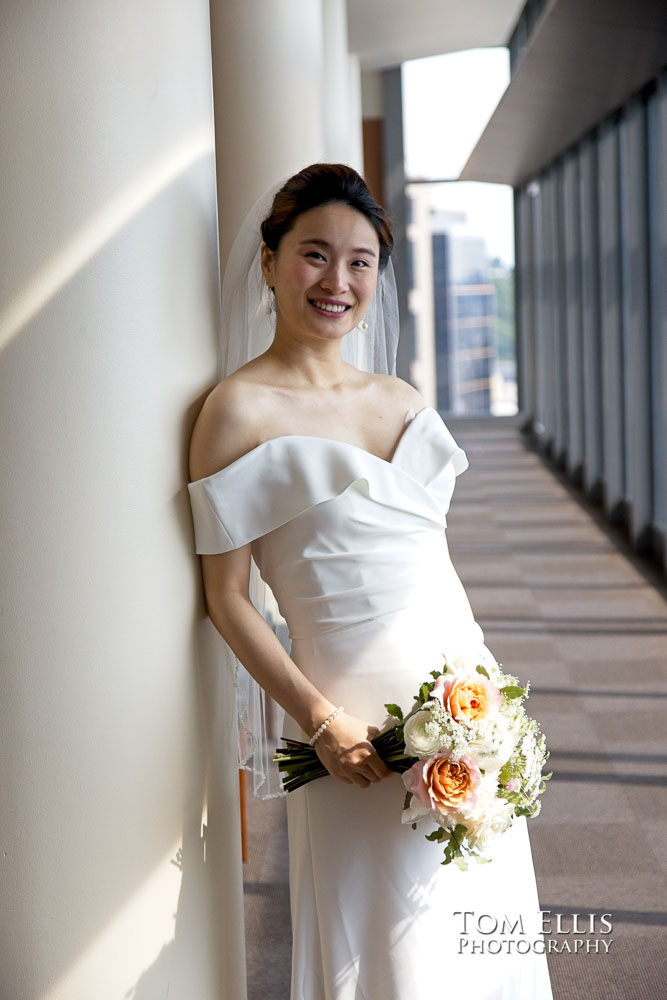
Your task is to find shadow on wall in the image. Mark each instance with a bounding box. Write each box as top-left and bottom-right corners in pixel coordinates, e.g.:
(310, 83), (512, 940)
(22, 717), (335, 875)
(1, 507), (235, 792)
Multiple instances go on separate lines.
(128, 280), (244, 996)
(126, 635), (239, 1000)
(126, 600), (245, 999)
(125, 829), (211, 1000)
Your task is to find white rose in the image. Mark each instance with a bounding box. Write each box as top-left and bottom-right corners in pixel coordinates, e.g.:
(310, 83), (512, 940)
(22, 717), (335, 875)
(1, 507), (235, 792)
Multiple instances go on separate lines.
(446, 653), (479, 677)
(403, 709), (443, 757)
(465, 796), (514, 852)
(466, 717), (516, 772)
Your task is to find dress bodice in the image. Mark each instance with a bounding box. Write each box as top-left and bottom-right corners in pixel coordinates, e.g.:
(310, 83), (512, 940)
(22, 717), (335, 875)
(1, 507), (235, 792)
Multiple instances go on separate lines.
(188, 406), (470, 640)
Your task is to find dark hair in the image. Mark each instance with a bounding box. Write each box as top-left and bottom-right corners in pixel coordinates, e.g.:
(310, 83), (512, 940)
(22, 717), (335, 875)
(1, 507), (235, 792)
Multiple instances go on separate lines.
(261, 163), (393, 270)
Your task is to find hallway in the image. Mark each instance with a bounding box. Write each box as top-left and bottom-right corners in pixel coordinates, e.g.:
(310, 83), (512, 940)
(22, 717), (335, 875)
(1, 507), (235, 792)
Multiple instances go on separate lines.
(243, 423), (667, 1000)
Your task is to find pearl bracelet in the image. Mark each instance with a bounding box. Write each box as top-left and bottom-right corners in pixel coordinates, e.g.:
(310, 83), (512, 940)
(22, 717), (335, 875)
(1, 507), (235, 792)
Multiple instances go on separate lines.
(309, 706), (344, 747)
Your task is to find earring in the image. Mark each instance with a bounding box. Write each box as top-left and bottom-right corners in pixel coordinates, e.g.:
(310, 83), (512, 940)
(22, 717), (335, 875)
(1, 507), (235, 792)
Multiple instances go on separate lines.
(266, 287), (275, 316)
(358, 319), (368, 331)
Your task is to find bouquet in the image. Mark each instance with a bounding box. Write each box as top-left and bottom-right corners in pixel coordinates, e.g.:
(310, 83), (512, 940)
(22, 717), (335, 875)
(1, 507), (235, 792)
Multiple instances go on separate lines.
(274, 652), (550, 869)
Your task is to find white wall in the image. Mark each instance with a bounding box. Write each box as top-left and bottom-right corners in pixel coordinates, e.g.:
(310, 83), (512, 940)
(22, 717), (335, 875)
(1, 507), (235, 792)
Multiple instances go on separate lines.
(0, 2), (244, 998)
(0, 2), (368, 996)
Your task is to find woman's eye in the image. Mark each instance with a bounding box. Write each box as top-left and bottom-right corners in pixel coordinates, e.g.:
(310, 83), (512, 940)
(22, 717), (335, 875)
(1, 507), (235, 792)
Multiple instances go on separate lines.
(352, 259), (370, 268)
(306, 251), (326, 261)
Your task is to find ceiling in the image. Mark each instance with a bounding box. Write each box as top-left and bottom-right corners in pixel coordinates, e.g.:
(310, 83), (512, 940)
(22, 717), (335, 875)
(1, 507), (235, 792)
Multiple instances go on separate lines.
(346, 0), (526, 70)
(461, 0), (667, 185)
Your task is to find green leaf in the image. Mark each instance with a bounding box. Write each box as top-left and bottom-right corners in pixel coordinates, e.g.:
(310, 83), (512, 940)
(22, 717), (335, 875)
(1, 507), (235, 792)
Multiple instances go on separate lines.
(384, 703), (404, 721)
(475, 664), (490, 679)
(442, 834), (463, 866)
(403, 790), (413, 810)
(501, 684), (527, 700)
(498, 762), (512, 784)
(419, 682), (434, 703)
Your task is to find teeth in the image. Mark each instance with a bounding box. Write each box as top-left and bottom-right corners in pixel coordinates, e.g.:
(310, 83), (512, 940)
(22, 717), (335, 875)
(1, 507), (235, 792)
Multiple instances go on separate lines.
(313, 300), (348, 313)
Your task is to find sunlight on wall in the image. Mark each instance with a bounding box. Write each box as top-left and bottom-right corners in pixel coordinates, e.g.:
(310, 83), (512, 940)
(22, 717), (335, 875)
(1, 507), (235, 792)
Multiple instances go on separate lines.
(0, 128), (214, 354)
(40, 840), (184, 1000)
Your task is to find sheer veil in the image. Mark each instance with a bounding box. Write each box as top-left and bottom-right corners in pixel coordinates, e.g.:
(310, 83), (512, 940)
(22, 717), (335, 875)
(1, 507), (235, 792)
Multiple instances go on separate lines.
(218, 179), (400, 798)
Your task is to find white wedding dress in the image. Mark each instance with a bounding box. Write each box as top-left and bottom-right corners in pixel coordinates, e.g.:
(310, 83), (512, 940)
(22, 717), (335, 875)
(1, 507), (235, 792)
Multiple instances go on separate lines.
(188, 406), (553, 1000)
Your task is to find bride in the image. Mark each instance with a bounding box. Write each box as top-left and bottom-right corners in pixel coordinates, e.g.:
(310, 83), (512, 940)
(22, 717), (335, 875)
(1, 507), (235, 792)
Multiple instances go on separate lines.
(188, 164), (553, 999)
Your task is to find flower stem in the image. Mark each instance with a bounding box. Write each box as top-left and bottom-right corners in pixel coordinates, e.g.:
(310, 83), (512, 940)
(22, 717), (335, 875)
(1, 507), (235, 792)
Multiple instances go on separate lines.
(273, 727), (416, 792)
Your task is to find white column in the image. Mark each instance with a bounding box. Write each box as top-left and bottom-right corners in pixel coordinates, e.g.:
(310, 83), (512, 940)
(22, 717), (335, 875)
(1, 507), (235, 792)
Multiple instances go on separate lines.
(0, 2), (239, 998)
(347, 54), (365, 173)
(322, 0), (363, 170)
(209, 0), (326, 272)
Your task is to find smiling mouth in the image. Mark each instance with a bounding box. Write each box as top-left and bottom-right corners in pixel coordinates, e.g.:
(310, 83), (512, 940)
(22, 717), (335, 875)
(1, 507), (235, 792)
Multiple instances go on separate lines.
(309, 299), (352, 315)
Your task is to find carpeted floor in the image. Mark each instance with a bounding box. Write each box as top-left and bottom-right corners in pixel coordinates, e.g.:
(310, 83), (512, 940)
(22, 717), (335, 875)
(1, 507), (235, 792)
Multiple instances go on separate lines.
(243, 424), (667, 1000)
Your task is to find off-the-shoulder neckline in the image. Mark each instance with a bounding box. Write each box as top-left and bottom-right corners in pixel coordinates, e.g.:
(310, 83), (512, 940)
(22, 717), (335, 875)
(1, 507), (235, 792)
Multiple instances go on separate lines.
(190, 405), (437, 487)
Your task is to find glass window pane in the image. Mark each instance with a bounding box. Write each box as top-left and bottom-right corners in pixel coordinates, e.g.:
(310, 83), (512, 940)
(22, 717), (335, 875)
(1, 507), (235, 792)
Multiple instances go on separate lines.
(406, 182), (517, 416)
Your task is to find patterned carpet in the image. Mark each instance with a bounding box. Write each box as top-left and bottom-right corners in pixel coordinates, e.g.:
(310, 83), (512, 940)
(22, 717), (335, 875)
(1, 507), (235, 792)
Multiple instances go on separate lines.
(243, 424), (667, 1000)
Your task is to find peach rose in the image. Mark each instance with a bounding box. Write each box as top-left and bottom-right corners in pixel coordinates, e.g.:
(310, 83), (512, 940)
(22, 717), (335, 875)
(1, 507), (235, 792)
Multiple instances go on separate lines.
(403, 752), (481, 818)
(431, 671), (501, 726)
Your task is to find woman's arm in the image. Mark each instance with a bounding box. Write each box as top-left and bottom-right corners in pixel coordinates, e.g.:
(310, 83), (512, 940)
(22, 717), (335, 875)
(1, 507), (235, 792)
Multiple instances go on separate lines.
(200, 544), (335, 736)
(200, 545), (392, 788)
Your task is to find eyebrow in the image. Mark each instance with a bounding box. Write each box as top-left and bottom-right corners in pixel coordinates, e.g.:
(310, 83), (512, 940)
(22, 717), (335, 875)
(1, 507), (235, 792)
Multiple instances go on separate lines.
(297, 238), (377, 258)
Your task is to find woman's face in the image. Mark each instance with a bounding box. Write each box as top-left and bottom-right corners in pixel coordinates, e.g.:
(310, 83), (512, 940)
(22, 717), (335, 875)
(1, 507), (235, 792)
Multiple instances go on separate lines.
(261, 202), (380, 345)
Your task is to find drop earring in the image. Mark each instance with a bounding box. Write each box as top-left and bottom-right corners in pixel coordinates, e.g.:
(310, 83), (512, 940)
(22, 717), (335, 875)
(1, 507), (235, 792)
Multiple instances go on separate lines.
(266, 287), (275, 316)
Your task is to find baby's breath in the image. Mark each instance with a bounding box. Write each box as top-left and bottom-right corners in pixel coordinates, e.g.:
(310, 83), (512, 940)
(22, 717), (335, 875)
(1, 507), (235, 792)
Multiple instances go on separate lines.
(426, 700), (469, 759)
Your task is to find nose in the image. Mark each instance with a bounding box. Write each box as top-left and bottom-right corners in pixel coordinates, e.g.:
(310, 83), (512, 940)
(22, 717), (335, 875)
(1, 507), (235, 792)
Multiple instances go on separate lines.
(320, 258), (348, 294)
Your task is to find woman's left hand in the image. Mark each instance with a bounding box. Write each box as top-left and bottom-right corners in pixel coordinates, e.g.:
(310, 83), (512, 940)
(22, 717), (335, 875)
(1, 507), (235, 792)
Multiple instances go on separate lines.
(313, 712), (393, 788)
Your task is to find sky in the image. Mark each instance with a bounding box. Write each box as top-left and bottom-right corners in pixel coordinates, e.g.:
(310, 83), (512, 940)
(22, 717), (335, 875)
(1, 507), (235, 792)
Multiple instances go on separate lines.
(402, 48), (515, 267)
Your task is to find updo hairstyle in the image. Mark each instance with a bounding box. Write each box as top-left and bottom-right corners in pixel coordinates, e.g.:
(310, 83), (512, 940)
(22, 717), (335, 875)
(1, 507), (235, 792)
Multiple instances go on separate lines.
(261, 163), (394, 271)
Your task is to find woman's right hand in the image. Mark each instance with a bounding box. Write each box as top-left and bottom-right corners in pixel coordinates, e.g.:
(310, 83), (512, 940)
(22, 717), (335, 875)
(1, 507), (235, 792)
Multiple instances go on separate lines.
(313, 712), (393, 788)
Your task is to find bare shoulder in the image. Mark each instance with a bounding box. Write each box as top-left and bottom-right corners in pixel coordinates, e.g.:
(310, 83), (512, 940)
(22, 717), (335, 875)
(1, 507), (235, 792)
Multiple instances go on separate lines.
(371, 374), (427, 415)
(189, 374), (268, 481)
